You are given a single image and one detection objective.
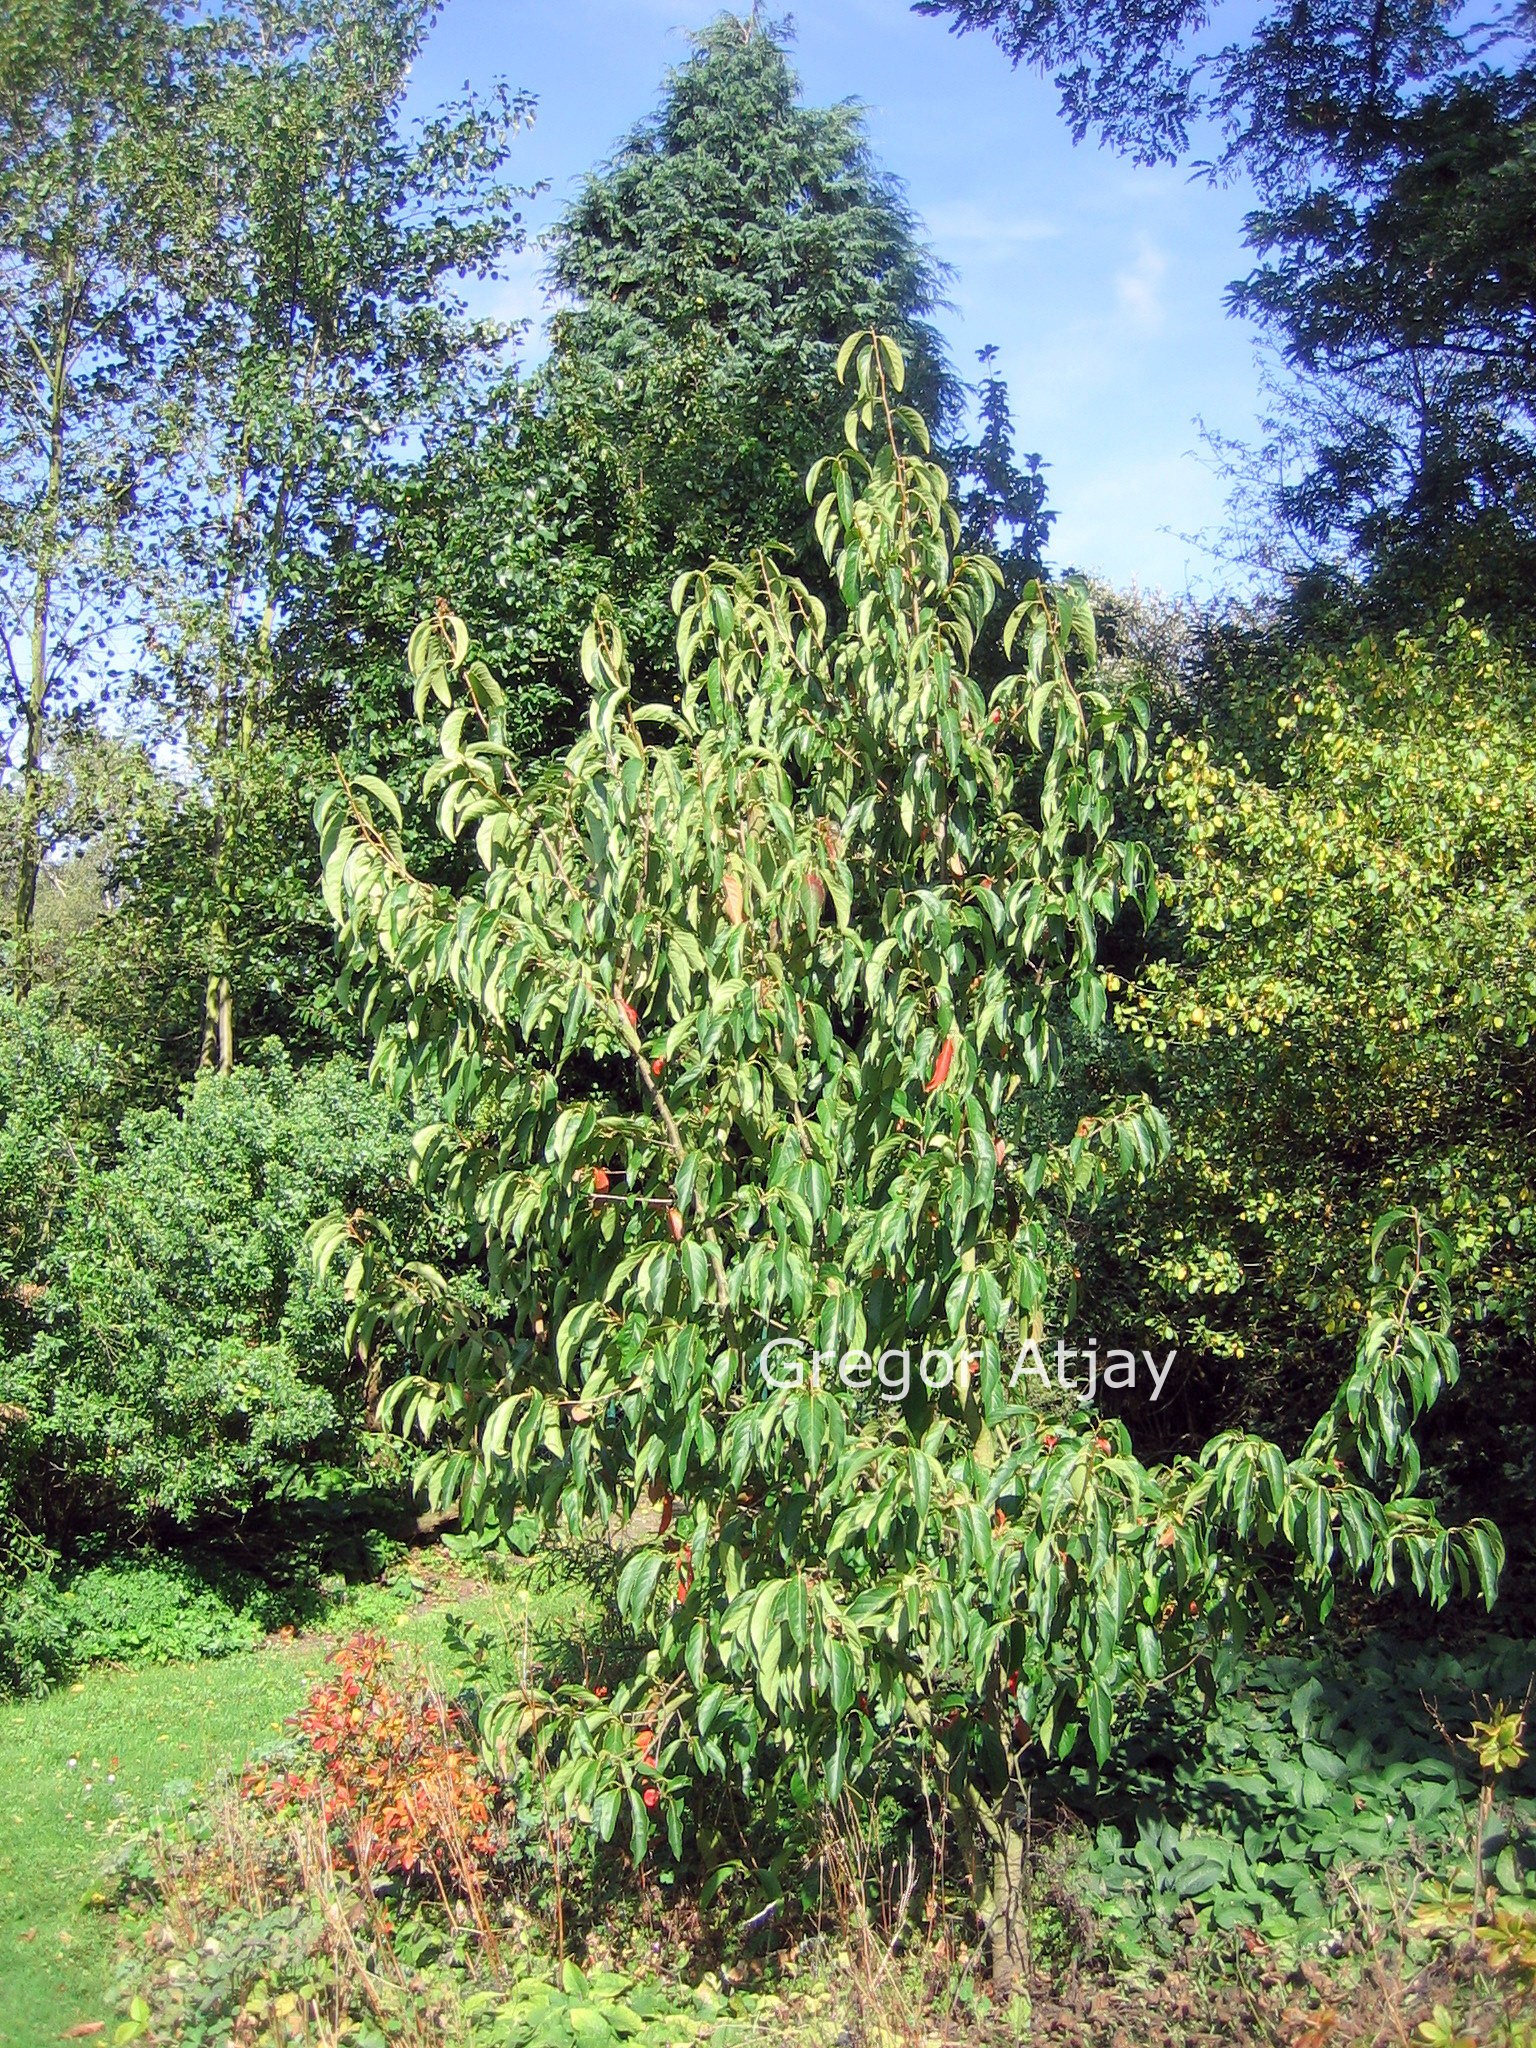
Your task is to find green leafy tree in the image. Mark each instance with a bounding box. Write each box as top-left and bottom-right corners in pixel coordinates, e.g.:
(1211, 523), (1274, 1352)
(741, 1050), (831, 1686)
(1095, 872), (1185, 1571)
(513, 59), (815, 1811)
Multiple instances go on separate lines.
(912, 0), (1468, 174)
(78, 730), (346, 1085)
(0, 0), (203, 992)
(1226, 64), (1536, 619)
(1080, 608), (1536, 1573)
(301, 13), (1048, 797)
(133, 0), (532, 1073)
(316, 339), (1497, 1977)
(0, 714), (163, 1003)
(288, 382), (573, 799)
(916, 1), (1536, 619)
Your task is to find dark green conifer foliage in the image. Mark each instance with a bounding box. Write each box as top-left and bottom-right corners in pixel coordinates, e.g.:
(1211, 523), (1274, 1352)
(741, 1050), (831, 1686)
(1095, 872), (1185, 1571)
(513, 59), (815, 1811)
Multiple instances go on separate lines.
(312, 12), (982, 765)
(538, 11), (958, 681)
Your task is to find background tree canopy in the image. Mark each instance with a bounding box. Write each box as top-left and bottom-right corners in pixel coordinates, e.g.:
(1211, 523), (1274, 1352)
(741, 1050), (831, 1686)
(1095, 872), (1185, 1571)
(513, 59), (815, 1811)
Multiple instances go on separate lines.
(918, 0), (1536, 619)
(302, 11), (1050, 757)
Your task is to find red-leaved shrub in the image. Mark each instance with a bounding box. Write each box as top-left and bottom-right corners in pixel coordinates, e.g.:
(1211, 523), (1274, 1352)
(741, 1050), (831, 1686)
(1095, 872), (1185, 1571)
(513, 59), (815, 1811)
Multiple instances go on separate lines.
(246, 1632), (505, 1894)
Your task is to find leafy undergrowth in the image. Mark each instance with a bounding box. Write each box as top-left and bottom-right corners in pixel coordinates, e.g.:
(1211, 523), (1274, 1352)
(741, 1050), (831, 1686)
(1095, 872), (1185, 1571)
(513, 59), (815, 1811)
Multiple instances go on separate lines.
(105, 1630), (769, 2047)
(8, 1551), (1534, 2047)
(0, 1542), (447, 1700)
(101, 1621), (1536, 2048)
(1068, 1634), (1536, 1951)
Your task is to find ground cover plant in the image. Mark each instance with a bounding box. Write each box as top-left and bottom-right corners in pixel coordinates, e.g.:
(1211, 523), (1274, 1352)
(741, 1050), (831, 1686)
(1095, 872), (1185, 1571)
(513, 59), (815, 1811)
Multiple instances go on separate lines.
(94, 1606), (1536, 2047)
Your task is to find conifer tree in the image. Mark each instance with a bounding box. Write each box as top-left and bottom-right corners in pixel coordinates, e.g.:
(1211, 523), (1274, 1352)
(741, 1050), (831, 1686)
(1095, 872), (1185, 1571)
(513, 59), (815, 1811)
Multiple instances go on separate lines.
(535, 10), (960, 685)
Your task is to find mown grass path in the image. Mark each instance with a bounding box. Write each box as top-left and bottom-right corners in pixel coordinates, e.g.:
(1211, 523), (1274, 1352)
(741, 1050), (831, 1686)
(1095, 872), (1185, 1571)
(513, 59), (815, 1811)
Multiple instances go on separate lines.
(0, 1641), (324, 2043)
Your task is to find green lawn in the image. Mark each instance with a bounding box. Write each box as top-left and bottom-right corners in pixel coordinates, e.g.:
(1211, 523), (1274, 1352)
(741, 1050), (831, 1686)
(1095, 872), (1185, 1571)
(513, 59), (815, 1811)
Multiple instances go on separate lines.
(0, 1578), (525, 2044)
(0, 1640), (322, 2044)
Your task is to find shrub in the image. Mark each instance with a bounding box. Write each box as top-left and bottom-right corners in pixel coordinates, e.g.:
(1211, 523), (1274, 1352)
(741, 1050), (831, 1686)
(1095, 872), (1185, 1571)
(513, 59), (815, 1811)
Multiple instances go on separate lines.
(12, 1048), (438, 1542)
(0, 1555), (289, 1695)
(1081, 611), (1536, 1585)
(0, 1569), (76, 1696)
(246, 1633), (506, 1892)
(0, 995), (119, 1531)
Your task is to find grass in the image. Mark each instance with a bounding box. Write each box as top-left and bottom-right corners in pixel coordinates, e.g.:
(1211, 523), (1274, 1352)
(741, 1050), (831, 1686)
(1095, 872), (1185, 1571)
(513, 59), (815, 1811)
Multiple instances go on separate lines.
(0, 1638), (322, 2043)
(0, 1569), (523, 2045)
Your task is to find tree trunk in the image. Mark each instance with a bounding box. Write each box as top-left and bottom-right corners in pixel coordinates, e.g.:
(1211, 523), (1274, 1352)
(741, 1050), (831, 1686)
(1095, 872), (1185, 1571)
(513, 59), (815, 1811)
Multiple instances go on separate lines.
(989, 1814), (1029, 1995)
(197, 953), (233, 1074)
(11, 689), (45, 997)
(198, 647), (234, 1074)
(12, 298), (70, 999)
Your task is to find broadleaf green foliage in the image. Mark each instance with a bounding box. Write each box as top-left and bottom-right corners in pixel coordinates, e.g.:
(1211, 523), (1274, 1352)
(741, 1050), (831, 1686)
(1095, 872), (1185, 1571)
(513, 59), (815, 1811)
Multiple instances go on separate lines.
(0, 995), (117, 1366)
(1075, 1634), (1536, 1949)
(914, 0), (1536, 623)
(9, 1052), (434, 1540)
(1088, 612), (1536, 1585)
(492, 1965), (758, 2048)
(0, 1557), (285, 1697)
(317, 337), (1499, 1875)
(913, 0), (1466, 176)
(80, 724), (348, 1084)
(1230, 63), (1536, 622)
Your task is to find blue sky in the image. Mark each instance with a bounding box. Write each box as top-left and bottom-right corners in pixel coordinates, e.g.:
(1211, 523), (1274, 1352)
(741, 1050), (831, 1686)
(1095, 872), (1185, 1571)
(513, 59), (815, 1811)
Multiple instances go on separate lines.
(405, 0), (1271, 595)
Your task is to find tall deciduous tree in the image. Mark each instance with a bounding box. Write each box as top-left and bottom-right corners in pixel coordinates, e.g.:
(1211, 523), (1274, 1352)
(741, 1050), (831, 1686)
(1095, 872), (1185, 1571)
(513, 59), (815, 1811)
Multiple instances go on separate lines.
(916, 0), (1536, 616)
(142, 0), (532, 1073)
(0, 0), (200, 994)
(1227, 64), (1536, 616)
(912, 0), (1469, 176)
(316, 340), (1497, 1977)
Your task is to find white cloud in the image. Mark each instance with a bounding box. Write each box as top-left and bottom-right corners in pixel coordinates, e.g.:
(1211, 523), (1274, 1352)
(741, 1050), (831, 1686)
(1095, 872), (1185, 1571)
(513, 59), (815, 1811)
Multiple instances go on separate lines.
(922, 200), (1060, 254)
(1113, 238), (1168, 334)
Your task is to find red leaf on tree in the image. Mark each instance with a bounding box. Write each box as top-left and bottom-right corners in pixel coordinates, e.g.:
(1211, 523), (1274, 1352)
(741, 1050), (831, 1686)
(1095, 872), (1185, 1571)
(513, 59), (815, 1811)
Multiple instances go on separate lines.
(924, 1035), (955, 1094)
